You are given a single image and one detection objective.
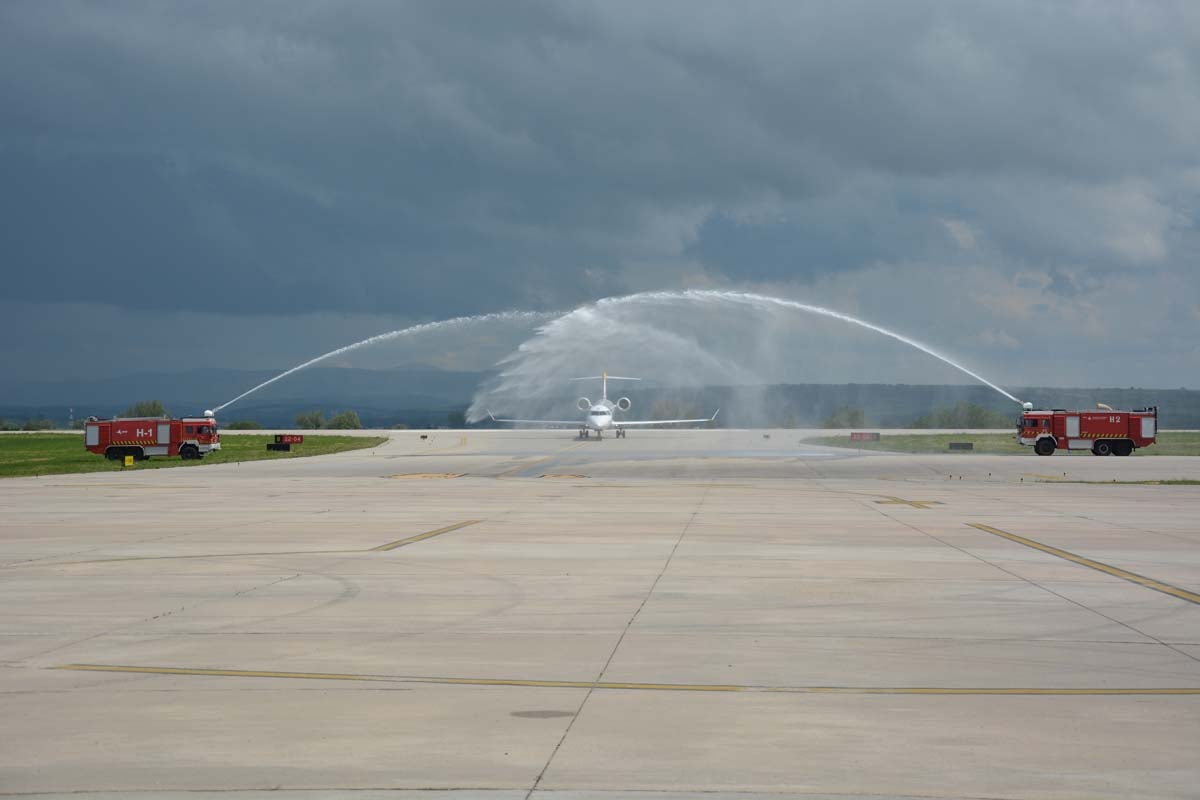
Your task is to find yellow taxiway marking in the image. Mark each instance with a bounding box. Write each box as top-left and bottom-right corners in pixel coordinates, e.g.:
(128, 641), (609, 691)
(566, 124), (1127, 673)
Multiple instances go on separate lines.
(44, 549), (356, 566)
(1022, 472), (1068, 481)
(498, 441), (588, 478)
(43, 484), (208, 490)
(967, 523), (1200, 605)
(371, 520), (483, 551)
(57, 664), (394, 682)
(498, 456), (553, 478)
(385, 473), (464, 480)
(5, 521), (485, 568)
(53, 664), (1200, 695)
(541, 474), (587, 479)
(875, 495), (942, 509)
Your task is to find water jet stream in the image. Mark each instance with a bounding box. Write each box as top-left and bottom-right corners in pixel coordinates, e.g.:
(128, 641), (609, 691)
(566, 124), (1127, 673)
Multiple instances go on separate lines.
(212, 311), (552, 413)
(682, 290), (1022, 403)
(215, 290), (1019, 417)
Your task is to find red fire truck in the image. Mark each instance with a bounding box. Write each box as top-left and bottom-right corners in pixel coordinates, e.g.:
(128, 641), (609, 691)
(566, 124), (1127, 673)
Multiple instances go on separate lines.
(84, 413), (221, 461)
(1017, 404), (1157, 456)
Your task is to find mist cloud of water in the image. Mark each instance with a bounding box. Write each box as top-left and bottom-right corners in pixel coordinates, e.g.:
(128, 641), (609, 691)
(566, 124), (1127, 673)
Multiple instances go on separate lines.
(468, 290), (1021, 423)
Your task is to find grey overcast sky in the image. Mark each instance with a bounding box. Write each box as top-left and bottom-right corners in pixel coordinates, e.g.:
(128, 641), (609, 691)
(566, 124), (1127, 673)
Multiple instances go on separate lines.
(1, 1), (1198, 388)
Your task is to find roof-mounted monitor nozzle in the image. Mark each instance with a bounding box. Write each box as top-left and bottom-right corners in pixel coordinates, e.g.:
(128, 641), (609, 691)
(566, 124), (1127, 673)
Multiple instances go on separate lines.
(204, 409), (214, 418)
(1022, 402), (1033, 412)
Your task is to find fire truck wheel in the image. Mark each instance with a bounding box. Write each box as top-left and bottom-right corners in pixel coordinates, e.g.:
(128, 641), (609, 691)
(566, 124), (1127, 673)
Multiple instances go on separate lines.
(1092, 440), (1113, 457)
(179, 445), (199, 460)
(1114, 440), (1133, 457)
(1034, 438), (1055, 456)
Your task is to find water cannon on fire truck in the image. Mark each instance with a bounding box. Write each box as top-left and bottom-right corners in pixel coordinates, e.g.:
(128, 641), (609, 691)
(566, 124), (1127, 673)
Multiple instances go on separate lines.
(1017, 402), (1157, 456)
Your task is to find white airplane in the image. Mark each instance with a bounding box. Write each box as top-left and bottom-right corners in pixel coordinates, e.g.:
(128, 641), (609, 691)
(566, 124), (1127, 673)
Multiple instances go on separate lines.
(489, 372), (718, 439)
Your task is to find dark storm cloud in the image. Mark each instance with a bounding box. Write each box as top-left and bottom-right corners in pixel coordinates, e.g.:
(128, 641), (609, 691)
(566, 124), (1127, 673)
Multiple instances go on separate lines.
(1, 1), (1199, 386)
(3, 1), (1197, 315)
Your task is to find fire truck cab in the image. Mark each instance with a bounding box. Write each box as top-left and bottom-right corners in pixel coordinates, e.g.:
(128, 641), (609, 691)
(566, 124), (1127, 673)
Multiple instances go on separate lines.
(1017, 403), (1157, 457)
(84, 412), (221, 461)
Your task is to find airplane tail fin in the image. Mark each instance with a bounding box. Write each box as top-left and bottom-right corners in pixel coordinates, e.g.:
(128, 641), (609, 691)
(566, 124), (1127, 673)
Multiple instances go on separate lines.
(570, 373), (641, 401)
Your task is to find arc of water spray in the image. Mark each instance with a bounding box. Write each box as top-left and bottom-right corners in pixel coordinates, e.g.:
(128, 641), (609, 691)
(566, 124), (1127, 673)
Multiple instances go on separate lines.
(215, 290), (1021, 414)
(643, 290), (1025, 405)
(212, 310), (553, 413)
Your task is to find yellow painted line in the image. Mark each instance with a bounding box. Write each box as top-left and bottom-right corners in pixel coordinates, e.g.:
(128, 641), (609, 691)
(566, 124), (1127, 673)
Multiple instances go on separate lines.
(498, 441), (588, 478)
(55, 664), (395, 683)
(371, 520), (483, 551)
(967, 523), (1200, 605)
(43, 484), (208, 490)
(541, 474), (587, 479)
(43, 549), (356, 566)
(53, 664), (1200, 695)
(1022, 472), (1068, 481)
(8, 520), (488, 567)
(405, 676), (744, 692)
(767, 686), (1200, 695)
(875, 495), (942, 509)
(498, 456), (553, 478)
(385, 473), (464, 480)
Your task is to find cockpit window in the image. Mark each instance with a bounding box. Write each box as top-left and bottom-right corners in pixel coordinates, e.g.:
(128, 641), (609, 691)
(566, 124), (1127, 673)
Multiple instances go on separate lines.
(590, 409), (607, 416)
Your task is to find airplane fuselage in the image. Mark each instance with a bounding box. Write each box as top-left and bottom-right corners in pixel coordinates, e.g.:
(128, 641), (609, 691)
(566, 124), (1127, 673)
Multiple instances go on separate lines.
(585, 403), (615, 432)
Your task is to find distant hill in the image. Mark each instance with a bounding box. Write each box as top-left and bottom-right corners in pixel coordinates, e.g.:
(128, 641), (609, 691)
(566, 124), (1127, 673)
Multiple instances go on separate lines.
(3, 367), (1196, 429)
(0, 366), (490, 428)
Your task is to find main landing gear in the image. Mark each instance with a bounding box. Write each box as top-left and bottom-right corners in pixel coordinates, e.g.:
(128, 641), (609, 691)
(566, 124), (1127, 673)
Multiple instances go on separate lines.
(579, 428), (626, 440)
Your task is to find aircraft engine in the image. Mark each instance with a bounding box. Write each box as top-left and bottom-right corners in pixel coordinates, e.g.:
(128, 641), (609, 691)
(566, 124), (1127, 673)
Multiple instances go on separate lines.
(577, 397), (591, 411)
(616, 397), (632, 411)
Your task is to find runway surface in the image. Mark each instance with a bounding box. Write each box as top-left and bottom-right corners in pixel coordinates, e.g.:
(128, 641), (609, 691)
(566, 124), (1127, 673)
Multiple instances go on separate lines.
(2, 429), (1198, 799)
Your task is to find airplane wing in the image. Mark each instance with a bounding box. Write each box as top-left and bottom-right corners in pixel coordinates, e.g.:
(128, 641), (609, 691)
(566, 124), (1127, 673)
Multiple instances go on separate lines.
(613, 409), (720, 427)
(488, 412), (581, 427)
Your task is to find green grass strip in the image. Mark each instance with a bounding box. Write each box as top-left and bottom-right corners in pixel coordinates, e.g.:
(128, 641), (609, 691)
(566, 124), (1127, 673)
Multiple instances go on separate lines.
(0, 433), (387, 478)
